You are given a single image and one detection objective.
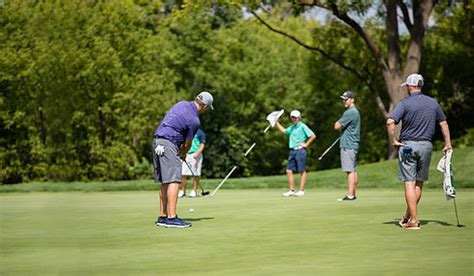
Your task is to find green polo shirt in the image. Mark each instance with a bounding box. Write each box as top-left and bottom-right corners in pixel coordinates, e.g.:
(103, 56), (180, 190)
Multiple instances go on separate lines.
(337, 106), (360, 150)
(189, 128), (205, 154)
(285, 121), (315, 149)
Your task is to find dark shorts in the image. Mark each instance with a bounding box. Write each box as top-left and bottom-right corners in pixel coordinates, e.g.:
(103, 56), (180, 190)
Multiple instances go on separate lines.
(287, 148), (307, 173)
(398, 141), (433, 182)
(152, 138), (181, 184)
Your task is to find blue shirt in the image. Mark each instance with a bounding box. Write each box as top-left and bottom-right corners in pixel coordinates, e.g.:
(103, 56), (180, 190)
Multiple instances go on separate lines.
(285, 121), (315, 149)
(155, 101), (200, 147)
(389, 92), (447, 141)
(337, 106), (360, 150)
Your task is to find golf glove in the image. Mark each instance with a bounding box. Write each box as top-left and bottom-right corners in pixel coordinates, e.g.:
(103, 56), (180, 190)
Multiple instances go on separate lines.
(155, 145), (165, 156)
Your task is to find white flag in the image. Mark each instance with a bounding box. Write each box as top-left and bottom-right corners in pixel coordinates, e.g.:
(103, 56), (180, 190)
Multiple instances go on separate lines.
(266, 109), (284, 128)
(437, 149), (456, 200)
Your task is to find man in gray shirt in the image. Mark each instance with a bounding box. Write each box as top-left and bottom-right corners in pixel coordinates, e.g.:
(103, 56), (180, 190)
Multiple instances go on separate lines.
(387, 74), (452, 230)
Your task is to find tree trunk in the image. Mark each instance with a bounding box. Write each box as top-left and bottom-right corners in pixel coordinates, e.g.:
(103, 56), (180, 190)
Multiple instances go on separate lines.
(252, 0), (437, 159)
(383, 72), (407, 158)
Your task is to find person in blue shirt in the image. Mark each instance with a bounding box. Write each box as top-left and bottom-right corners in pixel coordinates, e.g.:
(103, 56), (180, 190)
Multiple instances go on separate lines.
(276, 110), (316, 197)
(387, 74), (452, 230)
(335, 91), (361, 201)
(152, 91), (213, 228)
(179, 128), (206, 198)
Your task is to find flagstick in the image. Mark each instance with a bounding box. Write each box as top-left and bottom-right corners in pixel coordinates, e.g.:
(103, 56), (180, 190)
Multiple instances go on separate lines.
(263, 125), (271, 133)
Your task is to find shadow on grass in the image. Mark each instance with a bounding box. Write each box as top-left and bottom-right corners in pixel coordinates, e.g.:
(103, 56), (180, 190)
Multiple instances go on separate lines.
(181, 217), (214, 222)
(383, 218), (456, 227)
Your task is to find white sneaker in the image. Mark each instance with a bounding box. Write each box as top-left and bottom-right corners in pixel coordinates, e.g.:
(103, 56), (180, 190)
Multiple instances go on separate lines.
(188, 190), (197, 198)
(178, 190), (185, 198)
(294, 190), (305, 197)
(282, 190), (295, 197)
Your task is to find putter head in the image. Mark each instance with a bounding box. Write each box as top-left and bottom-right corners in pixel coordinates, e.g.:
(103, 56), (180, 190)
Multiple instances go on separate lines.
(457, 224), (466, 228)
(201, 191), (210, 196)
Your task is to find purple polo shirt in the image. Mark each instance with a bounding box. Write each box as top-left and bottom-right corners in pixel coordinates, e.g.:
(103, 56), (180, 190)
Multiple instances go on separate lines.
(389, 92), (447, 141)
(155, 101), (200, 147)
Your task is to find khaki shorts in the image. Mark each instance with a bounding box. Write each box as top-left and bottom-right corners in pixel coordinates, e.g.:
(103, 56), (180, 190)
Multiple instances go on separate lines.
(182, 153), (203, 176)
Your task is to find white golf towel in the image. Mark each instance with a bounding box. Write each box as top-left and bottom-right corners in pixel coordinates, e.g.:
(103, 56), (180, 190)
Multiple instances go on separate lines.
(437, 149), (456, 200)
(266, 109), (284, 127)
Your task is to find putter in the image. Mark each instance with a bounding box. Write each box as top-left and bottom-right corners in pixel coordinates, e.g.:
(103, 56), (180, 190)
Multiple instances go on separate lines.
(318, 137), (341, 160)
(182, 159), (210, 196)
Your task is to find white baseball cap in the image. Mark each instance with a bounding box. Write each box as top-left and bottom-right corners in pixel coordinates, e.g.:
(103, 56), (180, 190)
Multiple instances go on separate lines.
(196, 91), (214, 110)
(290, 110), (301, 118)
(401, 74), (424, 87)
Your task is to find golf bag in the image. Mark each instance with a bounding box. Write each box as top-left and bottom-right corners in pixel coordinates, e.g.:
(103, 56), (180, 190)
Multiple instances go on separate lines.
(437, 149), (456, 200)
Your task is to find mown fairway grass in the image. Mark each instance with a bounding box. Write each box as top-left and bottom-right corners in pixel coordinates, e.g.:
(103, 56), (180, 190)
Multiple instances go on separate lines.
(1, 190), (473, 275)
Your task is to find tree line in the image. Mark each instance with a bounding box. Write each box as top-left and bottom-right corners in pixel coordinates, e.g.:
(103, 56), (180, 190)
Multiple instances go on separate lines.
(1, 0), (472, 183)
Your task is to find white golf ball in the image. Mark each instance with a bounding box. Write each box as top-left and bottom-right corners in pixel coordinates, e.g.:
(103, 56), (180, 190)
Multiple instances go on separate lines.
(189, 208), (194, 212)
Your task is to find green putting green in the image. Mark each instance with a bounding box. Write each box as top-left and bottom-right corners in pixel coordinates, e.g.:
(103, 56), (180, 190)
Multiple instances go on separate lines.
(1, 190), (472, 275)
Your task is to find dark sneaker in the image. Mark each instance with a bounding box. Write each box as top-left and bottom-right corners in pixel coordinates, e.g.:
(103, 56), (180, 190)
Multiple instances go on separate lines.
(337, 195), (357, 201)
(398, 216), (410, 227)
(402, 220), (421, 230)
(164, 216), (192, 228)
(155, 216), (167, 227)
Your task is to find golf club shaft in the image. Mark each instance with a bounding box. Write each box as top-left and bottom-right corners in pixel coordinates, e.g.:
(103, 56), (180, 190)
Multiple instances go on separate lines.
(211, 165), (238, 197)
(453, 198), (461, 225)
(318, 137), (340, 160)
(182, 159), (207, 193)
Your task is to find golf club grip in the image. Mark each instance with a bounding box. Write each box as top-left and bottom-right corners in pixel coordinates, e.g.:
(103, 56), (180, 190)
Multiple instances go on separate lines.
(211, 165), (238, 197)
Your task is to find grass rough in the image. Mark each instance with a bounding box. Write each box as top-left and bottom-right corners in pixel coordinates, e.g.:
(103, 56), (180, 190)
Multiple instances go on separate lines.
(1, 147), (473, 192)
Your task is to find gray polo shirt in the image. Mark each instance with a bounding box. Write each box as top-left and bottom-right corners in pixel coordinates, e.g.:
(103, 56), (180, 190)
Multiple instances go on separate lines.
(389, 92), (447, 141)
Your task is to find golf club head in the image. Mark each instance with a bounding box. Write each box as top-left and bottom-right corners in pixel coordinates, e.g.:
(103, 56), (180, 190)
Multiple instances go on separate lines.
(457, 224), (466, 227)
(201, 191), (210, 196)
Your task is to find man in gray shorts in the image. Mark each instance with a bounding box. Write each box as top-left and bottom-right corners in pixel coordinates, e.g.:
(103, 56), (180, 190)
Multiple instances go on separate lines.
(152, 91), (214, 228)
(335, 91), (360, 201)
(387, 73), (452, 230)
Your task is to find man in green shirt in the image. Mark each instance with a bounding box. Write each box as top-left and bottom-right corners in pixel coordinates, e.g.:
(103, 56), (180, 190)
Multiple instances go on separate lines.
(276, 110), (316, 197)
(335, 91), (361, 201)
(179, 128), (206, 198)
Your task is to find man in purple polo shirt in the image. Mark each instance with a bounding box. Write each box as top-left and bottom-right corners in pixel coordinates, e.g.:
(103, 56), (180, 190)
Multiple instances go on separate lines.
(386, 74), (452, 230)
(153, 91), (214, 228)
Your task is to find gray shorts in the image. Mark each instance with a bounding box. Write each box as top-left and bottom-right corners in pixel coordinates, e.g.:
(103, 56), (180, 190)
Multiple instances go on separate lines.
(152, 138), (181, 184)
(340, 148), (357, 172)
(398, 141), (433, 182)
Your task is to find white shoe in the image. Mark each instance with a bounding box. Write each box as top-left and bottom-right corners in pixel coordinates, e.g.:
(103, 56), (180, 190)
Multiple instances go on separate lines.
(294, 190), (305, 197)
(178, 190), (185, 198)
(188, 190), (197, 198)
(282, 190), (295, 197)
